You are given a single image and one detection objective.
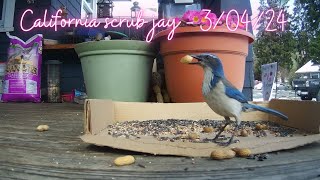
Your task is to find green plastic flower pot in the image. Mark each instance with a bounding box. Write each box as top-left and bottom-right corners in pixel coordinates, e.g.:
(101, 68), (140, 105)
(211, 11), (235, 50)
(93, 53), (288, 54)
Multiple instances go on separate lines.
(75, 40), (155, 102)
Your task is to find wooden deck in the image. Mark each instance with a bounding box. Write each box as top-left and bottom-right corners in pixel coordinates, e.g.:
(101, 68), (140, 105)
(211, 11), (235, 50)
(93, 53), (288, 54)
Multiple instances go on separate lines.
(0, 103), (319, 179)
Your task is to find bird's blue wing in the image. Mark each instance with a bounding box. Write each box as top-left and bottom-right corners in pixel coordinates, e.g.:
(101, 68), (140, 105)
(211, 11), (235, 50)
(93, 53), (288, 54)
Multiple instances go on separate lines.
(222, 79), (248, 103)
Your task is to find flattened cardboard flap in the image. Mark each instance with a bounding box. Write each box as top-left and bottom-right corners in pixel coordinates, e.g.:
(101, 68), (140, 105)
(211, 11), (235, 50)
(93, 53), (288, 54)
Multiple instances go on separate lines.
(269, 99), (320, 133)
(84, 99), (115, 135)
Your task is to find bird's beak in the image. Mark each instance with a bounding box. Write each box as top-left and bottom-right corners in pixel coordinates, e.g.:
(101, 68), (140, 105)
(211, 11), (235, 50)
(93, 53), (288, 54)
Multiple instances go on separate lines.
(189, 54), (201, 65)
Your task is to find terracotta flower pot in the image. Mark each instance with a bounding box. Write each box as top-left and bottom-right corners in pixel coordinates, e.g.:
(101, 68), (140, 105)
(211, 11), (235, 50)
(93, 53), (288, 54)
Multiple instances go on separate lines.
(154, 26), (254, 103)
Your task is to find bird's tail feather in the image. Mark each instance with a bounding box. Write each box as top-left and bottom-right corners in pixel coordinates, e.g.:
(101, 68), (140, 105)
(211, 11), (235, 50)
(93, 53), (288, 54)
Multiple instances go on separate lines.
(243, 103), (288, 120)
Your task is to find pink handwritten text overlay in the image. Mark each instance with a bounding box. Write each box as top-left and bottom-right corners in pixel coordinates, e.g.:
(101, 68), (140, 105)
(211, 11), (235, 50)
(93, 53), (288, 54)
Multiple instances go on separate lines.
(20, 9), (287, 42)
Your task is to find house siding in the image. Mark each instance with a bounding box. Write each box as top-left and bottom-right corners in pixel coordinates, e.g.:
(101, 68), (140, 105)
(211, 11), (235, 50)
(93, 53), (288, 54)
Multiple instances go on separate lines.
(50, 0), (81, 18)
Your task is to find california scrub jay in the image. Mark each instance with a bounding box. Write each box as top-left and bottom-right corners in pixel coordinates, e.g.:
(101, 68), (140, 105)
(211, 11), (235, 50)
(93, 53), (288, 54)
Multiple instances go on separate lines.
(186, 53), (288, 145)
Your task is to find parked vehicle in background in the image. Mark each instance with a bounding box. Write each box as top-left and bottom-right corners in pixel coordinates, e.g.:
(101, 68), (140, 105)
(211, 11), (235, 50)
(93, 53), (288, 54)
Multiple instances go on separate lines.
(292, 60), (320, 101)
(292, 76), (320, 101)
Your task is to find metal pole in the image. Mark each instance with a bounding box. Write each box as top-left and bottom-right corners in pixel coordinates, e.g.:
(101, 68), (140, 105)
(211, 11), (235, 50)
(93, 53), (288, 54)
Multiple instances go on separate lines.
(275, 62), (279, 99)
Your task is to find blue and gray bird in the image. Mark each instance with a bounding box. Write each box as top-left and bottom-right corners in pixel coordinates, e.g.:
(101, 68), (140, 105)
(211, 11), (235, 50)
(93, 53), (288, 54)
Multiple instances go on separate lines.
(186, 53), (288, 145)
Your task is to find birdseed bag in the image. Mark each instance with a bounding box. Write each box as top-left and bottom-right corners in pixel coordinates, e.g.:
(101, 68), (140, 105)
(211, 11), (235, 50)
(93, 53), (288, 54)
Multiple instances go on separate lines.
(2, 33), (43, 102)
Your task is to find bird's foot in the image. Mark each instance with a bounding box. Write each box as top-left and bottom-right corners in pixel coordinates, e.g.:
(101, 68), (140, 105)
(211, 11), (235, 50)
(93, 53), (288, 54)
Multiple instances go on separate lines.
(216, 141), (232, 146)
(212, 117), (239, 146)
(216, 139), (239, 146)
(212, 134), (227, 142)
(215, 135), (239, 146)
(212, 122), (230, 142)
(212, 134), (221, 142)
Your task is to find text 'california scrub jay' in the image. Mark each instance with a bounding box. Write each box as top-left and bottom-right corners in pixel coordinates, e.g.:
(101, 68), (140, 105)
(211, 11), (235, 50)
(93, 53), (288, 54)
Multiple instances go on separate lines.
(181, 53), (288, 146)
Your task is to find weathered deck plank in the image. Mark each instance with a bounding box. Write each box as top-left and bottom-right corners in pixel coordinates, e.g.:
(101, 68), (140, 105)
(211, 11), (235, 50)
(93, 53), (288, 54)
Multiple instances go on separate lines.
(0, 103), (319, 179)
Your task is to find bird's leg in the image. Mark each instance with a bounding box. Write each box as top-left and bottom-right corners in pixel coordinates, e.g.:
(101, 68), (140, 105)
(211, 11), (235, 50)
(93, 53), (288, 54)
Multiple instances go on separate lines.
(218, 117), (241, 146)
(213, 117), (231, 142)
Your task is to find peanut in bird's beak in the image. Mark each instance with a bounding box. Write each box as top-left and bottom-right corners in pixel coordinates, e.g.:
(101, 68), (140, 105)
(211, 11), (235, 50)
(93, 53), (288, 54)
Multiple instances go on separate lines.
(180, 55), (200, 65)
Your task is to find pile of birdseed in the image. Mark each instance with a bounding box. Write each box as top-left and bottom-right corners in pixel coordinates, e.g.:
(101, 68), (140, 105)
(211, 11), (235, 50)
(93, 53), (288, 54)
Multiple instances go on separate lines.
(106, 119), (300, 143)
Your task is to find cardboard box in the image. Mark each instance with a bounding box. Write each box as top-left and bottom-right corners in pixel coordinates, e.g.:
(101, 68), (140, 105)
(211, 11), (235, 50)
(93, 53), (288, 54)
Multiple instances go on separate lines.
(81, 99), (320, 157)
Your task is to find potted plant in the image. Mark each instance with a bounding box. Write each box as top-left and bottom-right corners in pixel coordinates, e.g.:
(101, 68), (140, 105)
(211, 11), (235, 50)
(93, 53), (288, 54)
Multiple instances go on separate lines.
(75, 37), (156, 102)
(154, 10), (255, 103)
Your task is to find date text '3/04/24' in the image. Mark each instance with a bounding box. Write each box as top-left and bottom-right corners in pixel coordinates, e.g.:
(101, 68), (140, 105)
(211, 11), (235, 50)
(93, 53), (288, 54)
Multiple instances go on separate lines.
(198, 9), (287, 32)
